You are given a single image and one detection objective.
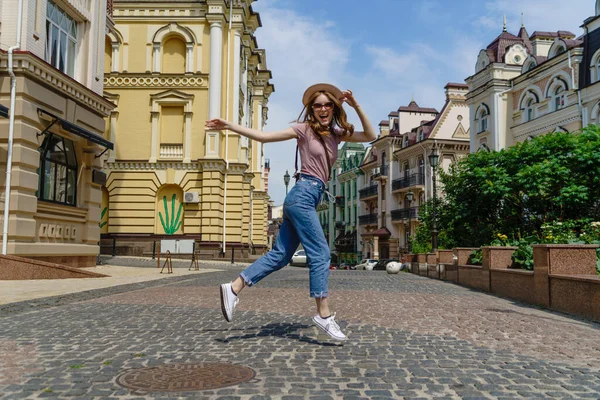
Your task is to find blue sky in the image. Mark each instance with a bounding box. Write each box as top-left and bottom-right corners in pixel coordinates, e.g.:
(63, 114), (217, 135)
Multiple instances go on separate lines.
(252, 0), (594, 205)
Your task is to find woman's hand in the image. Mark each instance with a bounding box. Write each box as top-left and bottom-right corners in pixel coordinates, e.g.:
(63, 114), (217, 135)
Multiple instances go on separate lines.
(341, 89), (360, 109)
(205, 118), (230, 130)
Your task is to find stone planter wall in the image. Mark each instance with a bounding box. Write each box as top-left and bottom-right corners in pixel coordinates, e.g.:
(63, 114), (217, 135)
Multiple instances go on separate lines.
(407, 245), (600, 322)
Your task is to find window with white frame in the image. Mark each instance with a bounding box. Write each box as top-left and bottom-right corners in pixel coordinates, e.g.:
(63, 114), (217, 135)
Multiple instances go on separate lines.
(475, 104), (489, 134)
(554, 86), (565, 111)
(526, 98), (535, 121)
(520, 92), (539, 122)
(45, 0), (78, 77)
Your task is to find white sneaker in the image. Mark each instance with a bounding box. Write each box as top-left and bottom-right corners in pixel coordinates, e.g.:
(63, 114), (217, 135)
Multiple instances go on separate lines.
(312, 313), (347, 341)
(220, 283), (239, 322)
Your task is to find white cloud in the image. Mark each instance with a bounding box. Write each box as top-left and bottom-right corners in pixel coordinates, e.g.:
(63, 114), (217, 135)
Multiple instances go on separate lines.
(253, 0), (594, 206)
(252, 2), (350, 205)
(478, 0), (592, 36)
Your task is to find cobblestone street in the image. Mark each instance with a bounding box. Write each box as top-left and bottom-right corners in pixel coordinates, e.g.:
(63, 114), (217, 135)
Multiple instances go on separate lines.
(1, 260), (600, 399)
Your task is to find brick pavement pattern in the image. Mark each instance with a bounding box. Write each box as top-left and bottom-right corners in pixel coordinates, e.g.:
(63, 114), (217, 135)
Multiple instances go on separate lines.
(1, 260), (600, 399)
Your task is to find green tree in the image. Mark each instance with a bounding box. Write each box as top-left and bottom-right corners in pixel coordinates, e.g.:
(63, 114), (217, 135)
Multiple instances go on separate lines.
(430, 126), (600, 247)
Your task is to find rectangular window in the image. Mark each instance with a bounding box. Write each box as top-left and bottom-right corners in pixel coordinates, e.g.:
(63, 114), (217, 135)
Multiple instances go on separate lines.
(45, 0), (78, 77)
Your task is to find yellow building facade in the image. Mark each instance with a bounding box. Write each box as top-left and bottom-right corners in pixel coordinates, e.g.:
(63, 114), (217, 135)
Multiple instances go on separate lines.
(102, 0), (274, 258)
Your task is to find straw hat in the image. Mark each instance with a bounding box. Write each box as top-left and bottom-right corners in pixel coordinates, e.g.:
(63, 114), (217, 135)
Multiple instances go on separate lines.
(302, 83), (343, 106)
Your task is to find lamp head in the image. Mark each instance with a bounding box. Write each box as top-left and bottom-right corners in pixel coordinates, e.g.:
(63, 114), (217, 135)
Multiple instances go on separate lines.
(428, 149), (439, 168)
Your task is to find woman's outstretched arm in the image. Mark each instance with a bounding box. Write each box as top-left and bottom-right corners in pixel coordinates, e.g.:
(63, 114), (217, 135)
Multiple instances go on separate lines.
(205, 118), (297, 143)
(339, 89), (377, 143)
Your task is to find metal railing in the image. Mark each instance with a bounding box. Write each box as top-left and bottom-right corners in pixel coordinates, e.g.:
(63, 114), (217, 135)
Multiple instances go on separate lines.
(392, 173), (425, 191)
(358, 213), (378, 226)
(391, 207), (419, 221)
(359, 184), (378, 199)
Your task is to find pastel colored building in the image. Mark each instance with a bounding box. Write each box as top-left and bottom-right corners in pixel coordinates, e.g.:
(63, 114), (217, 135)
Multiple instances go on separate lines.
(359, 84), (470, 260)
(101, 0), (274, 258)
(0, 0), (114, 268)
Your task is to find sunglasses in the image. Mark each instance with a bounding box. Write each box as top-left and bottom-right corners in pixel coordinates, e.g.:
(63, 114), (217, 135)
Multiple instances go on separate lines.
(311, 102), (334, 111)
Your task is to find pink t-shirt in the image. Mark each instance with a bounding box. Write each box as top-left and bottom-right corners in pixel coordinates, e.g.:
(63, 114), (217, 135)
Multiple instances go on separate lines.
(292, 122), (343, 184)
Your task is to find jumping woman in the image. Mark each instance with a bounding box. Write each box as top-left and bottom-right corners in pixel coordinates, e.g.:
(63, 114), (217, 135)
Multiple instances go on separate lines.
(205, 83), (376, 341)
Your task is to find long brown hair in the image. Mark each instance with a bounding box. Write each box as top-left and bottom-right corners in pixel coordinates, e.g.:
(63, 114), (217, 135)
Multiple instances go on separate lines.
(296, 91), (354, 137)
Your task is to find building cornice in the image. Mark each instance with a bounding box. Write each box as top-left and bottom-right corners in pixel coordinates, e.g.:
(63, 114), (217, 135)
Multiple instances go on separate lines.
(511, 105), (581, 140)
(105, 159), (250, 173)
(0, 51), (115, 117)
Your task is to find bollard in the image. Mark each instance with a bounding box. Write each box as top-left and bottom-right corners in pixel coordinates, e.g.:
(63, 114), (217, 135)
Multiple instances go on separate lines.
(112, 237), (116, 256)
(231, 245), (235, 264)
(152, 240), (156, 259)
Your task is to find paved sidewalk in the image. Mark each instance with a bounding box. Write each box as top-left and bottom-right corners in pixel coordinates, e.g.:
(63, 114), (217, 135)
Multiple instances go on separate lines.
(0, 256), (248, 305)
(1, 262), (600, 399)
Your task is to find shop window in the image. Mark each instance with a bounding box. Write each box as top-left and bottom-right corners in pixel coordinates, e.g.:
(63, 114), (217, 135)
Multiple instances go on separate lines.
(38, 135), (78, 206)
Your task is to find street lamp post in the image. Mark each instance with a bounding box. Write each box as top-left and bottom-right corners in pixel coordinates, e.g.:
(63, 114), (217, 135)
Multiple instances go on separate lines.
(406, 190), (414, 253)
(428, 149), (439, 253)
(283, 170), (290, 196)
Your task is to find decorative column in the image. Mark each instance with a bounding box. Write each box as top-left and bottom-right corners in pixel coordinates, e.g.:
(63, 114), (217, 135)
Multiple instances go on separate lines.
(186, 44), (194, 73)
(233, 29), (242, 162)
(183, 111), (192, 163)
(209, 21), (223, 119)
(153, 44), (160, 72)
(150, 111), (159, 162)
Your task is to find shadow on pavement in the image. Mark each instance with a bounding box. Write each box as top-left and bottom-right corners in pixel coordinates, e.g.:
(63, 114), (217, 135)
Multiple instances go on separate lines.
(212, 322), (343, 346)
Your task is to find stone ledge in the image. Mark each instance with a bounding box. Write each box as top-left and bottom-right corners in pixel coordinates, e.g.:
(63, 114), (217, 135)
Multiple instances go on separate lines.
(0, 255), (107, 280)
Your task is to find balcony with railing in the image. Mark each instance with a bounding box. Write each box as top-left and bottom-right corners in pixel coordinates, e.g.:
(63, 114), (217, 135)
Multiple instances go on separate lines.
(391, 207), (419, 222)
(358, 213), (378, 226)
(359, 184), (378, 200)
(335, 221), (346, 230)
(392, 173), (425, 192)
(372, 164), (388, 181)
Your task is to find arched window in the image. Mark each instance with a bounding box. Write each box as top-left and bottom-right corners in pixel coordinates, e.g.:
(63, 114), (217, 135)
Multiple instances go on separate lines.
(38, 135), (78, 206)
(155, 185), (184, 235)
(520, 91), (539, 122)
(597, 57), (600, 83)
(162, 36), (186, 74)
(475, 104), (490, 133)
(526, 98), (535, 121)
(554, 86), (565, 111)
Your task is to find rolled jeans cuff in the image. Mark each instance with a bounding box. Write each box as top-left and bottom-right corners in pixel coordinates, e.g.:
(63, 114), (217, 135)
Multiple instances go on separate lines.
(310, 290), (328, 299)
(240, 272), (253, 287)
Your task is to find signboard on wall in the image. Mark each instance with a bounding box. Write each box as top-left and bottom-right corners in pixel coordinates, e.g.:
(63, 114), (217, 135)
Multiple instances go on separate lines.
(161, 239), (194, 253)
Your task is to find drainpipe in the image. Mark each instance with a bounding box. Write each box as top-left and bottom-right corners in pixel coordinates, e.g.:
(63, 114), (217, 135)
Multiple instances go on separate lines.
(568, 50), (586, 126)
(222, 2), (233, 256)
(3, 0), (24, 255)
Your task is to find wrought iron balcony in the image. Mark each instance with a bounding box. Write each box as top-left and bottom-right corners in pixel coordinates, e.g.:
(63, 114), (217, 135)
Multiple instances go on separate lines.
(358, 213), (378, 226)
(391, 207), (419, 221)
(372, 164), (388, 180)
(392, 173), (425, 191)
(359, 184), (378, 199)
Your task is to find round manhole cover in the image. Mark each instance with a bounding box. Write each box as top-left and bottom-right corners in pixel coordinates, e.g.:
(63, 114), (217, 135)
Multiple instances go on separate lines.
(116, 363), (256, 392)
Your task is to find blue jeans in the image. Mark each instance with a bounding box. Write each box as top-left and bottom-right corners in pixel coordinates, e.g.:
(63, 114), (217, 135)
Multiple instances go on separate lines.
(240, 174), (330, 298)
